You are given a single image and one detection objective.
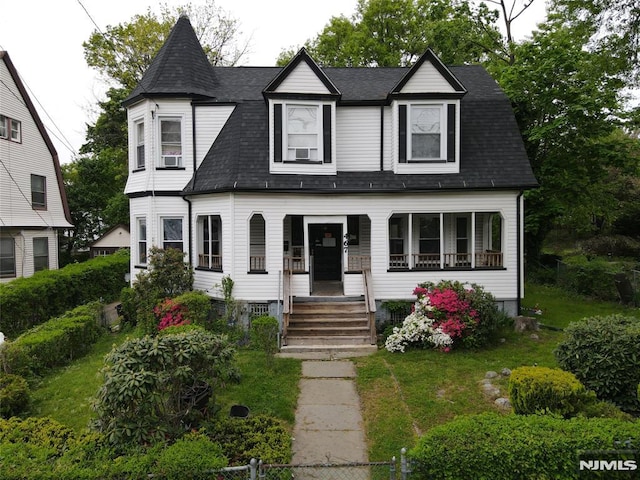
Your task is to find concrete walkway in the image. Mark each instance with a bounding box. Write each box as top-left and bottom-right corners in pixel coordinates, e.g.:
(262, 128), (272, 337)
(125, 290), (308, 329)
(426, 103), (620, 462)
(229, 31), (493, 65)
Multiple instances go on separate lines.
(291, 360), (368, 465)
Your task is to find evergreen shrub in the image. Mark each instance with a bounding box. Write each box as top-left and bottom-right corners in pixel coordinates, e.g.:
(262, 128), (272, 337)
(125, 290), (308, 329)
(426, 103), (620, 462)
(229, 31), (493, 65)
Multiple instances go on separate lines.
(555, 314), (640, 414)
(508, 366), (593, 417)
(0, 250), (128, 336)
(410, 412), (640, 480)
(0, 373), (29, 417)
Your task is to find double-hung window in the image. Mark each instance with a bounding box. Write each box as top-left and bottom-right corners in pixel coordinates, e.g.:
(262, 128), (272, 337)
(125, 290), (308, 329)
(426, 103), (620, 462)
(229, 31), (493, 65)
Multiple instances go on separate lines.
(135, 121), (145, 169)
(410, 105), (442, 159)
(0, 115), (21, 142)
(287, 105), (319, 162)
(31, 174), (46, 209)
(137, 217), (147, 265)
(162, 217), (183, 252)
(0, 237), (16, 278)
(33, 237), (49, 272)
(160, 118), (182, 167)
(197, 215), (222, 271)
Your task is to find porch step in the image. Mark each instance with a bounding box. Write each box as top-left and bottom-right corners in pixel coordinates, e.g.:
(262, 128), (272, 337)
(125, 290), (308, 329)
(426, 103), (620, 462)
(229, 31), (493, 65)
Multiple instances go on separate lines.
(284, 298), (374, 348)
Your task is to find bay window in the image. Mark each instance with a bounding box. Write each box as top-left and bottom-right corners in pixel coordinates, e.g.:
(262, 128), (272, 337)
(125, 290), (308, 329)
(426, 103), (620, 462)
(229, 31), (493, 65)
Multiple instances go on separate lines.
(197, 215), (222, 271)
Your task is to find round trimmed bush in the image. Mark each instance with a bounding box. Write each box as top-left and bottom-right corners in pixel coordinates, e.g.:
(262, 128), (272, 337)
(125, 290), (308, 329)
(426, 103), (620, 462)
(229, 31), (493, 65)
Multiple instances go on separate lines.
(0, 373), (30, 417)
(508, 366), (594, 417)
(154, 433), (227, 479)
(554, 314), (640, 414)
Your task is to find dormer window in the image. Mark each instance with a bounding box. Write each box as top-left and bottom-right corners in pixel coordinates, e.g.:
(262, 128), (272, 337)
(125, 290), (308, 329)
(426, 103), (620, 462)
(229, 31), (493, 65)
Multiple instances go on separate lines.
(410, 105), (443, 160)
(160, 118), (182, 168)
(272, 102), (333, 171)
(398, 103), (457, 166)
(287, 105), (319, 162)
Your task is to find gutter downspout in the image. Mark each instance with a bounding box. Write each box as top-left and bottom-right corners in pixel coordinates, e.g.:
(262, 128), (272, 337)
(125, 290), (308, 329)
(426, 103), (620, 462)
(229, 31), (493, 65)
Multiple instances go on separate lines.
(380, 105), (384, 171)
(182, 103), (198, 267)
(516, 190), (524, 315)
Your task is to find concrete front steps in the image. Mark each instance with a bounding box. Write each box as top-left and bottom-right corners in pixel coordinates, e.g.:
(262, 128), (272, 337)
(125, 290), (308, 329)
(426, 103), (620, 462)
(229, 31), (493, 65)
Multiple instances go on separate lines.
(281, 297), (378, 354)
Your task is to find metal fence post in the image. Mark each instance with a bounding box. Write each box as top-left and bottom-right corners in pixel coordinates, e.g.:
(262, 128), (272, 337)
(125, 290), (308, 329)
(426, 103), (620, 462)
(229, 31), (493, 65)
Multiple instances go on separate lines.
(250, 458), (258, 480)
(401, 448), (409, 480)
(390, 456), (397, 480)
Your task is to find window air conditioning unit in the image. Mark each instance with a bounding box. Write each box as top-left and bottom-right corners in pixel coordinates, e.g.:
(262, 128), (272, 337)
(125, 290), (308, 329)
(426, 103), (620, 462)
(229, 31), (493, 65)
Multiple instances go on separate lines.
(295, 148), (310, 160)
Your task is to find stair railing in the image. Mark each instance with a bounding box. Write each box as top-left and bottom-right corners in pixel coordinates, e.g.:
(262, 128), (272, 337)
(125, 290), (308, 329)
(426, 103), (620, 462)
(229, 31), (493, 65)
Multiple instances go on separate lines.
(282, 269), (292, 346)
(362, 268), (377, 344)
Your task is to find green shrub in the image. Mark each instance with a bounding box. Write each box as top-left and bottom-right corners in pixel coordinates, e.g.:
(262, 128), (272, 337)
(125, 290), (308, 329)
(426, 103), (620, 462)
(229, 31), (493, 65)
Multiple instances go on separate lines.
(123, 248), (194, 334)
(173, 291), (212, 327)
(250, 315), (280, 360)
(0, 416), (75, 450)
(410, 412), (640, 480)
(154, 432), (227, 479)
(581, 235), (640, 258)
(91, 330), (237, 445)
(557, 255), (624, 301)
(555, 314), (640, 414)
(0, 250), (129, 337)
(1, 302), (104, 376)
(203, 414), (291, 465)
(508, 366), (594, 417)
(0, 373), (29, 417)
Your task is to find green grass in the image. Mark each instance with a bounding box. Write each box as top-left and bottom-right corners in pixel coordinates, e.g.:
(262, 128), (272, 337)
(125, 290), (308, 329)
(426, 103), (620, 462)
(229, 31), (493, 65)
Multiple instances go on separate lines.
(353, 282), (640, 461)
(29, 330), (131, 431)
(215, 350), (301, 426)
(521, 283), (636, 329)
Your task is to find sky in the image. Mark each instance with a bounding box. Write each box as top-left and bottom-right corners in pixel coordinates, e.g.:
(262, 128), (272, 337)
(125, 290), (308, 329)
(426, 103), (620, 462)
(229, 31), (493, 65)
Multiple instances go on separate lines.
(0, 0), (547, 166)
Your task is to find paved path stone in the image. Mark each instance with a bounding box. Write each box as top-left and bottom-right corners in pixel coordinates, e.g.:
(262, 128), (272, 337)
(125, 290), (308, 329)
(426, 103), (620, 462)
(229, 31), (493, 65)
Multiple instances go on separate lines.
(292, 360), (367, 465)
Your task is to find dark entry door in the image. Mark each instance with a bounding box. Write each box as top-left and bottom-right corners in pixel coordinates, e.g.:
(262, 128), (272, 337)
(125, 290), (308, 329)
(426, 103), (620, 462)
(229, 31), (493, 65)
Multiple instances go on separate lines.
(309, 224), (342, 281)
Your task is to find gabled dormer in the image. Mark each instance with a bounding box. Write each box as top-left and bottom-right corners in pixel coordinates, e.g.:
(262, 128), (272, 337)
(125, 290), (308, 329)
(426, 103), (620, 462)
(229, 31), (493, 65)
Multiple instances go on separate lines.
(264, 48), (340, 175)
(389, 49), (466, 175)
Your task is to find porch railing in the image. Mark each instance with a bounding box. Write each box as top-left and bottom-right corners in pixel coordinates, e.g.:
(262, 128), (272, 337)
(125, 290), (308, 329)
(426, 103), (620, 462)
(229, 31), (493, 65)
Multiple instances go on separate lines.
(283, 256), (305, 272)
(249, 255), (266, 272)
(348, 255), (371, 272)
(198, 254), (222, 270)
(388, 251), (503, 269)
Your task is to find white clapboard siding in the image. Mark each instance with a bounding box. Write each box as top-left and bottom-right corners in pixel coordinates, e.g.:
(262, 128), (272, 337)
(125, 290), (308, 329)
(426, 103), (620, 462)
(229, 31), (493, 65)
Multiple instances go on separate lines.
(274, 61), (331, 94)
(184, 191), (521, 302)
(0, 59), (70, 230)
(336, 107), (381, 171)
(400, 61), (457, 93)
(195, 105), (235, 168)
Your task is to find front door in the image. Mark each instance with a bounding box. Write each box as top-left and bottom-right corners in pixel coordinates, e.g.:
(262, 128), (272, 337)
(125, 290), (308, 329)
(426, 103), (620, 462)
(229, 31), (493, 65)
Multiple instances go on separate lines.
(309, 224), (342, 281)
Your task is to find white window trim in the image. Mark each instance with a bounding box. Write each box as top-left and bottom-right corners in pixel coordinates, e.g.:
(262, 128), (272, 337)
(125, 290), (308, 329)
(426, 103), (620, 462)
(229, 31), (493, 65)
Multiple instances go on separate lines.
(407, 103), (446, 162)
(136, 217), (147, 265)
(284, 103), (321, 163)
(270, 100), (336, 175)
(161, 216), (184, 252)
(134, 119), (145, 170)
(158, 116), (183, 168)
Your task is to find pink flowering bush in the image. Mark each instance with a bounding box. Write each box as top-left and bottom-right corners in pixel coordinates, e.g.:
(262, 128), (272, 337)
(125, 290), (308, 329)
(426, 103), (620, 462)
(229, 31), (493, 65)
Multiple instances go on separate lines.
(385, 280), (506, 352)
(154, 298), (191, 331)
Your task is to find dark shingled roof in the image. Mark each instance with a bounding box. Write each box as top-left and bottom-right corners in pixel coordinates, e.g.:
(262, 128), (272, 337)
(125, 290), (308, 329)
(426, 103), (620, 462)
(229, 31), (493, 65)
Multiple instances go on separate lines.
(126, 17), (537, 194)
(123, 16), (218, 106)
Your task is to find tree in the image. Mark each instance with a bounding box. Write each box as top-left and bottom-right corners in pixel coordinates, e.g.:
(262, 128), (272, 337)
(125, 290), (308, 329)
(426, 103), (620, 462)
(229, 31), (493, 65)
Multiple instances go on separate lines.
(64, 2), (247, 257)
(278, 0), (503, 67)
(83, 0), (247, 90)
(494, 12), (632, 257)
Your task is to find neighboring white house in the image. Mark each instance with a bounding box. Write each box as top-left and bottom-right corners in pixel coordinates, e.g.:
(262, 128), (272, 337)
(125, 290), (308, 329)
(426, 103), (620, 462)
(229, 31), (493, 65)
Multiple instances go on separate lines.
(0, 51), (73, 283)
(123, 17), (537, 327)
(90, 224), (130, 258)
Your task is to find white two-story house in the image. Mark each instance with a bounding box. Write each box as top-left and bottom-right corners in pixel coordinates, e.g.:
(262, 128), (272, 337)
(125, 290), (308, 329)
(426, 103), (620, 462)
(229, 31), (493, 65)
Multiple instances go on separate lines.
(0, 52), (73, 282)
(124, 17), (537, 342)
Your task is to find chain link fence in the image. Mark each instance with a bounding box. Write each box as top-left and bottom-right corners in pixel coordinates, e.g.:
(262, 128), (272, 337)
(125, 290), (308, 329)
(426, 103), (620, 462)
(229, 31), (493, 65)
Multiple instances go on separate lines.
(196, 449), (412, 480)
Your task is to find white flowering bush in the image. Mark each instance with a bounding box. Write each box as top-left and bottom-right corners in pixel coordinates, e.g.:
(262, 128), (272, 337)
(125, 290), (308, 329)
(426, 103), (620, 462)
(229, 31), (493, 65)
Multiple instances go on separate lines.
(385, 280), (503, 352)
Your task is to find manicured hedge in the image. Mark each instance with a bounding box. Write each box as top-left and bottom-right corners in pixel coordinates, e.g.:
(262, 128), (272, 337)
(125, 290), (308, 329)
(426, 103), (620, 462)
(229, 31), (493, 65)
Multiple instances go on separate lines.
(0, 250), (129, 337)
(1, 302), (104, 376)
(410, 412), (640, 480)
